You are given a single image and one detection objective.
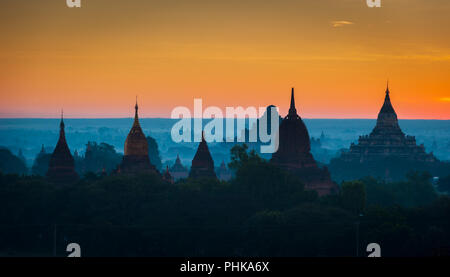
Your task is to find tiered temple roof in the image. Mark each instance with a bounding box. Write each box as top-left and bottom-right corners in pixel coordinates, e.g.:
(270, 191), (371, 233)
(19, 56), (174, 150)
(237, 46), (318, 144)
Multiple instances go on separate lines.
(46, 112), (79, 183)
(340, 84), (437, 163)
(118, 99), (159, 175)
(271, 88), (338, 196)
(189, 133), (217, 179)
(170, 154), (189, 181)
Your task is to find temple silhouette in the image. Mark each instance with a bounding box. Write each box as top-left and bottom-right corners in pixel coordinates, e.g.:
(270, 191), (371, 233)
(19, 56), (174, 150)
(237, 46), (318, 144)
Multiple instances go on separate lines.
(217, 161), (232, 181)
(39, 83), (448, 188)
(46, 113), (79, 183)
(169, 154), (189, 181)
(342, 84), (437, 163)
(118, 99), (159, 175)
(329, 83), (442, 181)
(162, 166), (174, 183)
(189, 132), (217, 179)
(271, 88), (338, 196)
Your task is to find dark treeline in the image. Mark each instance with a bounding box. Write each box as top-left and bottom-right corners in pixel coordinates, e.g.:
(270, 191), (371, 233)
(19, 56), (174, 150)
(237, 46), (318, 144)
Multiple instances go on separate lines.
(0, 145), (449, 257)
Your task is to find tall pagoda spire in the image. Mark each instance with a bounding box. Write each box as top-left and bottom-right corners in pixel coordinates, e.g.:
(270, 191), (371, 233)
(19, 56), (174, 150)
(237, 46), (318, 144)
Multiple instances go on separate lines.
(60, 109), (65, 133)
(383, 80), (393, 109)
(119, 98), (159, 175)
(288, 87), (297, 116)
(135, 96), (138, 119)
(271, 88), (338, 196)
(379, 81), (397, 116)
(132, 95), (142, 129)
(46, 109), (78, 183)
(373, 82), (400, 131)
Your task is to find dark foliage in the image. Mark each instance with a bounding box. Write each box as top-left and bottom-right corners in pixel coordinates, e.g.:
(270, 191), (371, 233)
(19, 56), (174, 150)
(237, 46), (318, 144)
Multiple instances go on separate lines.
(0, 146), (449, 257)
(437, 175), (450, 193)
(147, 136), (162, 171)
(0, 148), (27, 175)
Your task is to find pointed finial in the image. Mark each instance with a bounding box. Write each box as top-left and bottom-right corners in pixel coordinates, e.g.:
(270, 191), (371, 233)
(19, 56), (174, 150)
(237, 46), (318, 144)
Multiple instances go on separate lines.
(291, 87), (295, 108)
(288, 87), (297, 116)
(60, 109), (65, 129)
(201, 131), (205, 141)
(134, 96), (139, 119)
(386, 79), (390, 94)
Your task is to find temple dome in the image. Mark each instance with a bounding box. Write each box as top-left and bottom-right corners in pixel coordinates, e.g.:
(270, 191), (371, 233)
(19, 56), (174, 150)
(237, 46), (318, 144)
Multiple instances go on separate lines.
(272, 88), (311, 161)
(271, 88), (338, 196)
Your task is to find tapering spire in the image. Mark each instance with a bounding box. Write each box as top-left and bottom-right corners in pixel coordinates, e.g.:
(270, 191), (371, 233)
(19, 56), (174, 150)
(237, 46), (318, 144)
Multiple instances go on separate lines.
(288, 87), (297, 116)
(59, 109), (66, 138)
(190, 130), (216, 179)
(47, 109), (78, 183)
(377, 81), (398, 123)
(135, 96), (139, 119)
(383, 82), (393, 110)
(60, 109), (65, 129)
(131, 96), (143, 130)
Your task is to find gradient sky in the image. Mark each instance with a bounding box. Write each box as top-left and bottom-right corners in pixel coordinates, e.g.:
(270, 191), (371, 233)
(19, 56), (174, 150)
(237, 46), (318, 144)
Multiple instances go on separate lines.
(1, 0), (449, 119)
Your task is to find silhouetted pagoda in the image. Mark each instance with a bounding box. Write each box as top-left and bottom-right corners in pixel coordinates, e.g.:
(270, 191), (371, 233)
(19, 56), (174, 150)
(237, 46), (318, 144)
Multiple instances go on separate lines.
(118, 99), (159, 175)
(32, 145), (51, 176)
(162, 166), (174, 183)
(329, 84), (440, 181)
(189, 133), (217, 179)
(170, 154), (189, 181)
(341, 84), (437, 163)
(271, 88), (338, 196)
(46, 113), (79, 183)
(217, 161), (232, 181)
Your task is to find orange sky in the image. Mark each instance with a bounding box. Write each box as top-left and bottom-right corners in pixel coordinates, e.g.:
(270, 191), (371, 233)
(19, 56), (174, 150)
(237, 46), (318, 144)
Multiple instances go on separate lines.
(0, 0), (449, 119)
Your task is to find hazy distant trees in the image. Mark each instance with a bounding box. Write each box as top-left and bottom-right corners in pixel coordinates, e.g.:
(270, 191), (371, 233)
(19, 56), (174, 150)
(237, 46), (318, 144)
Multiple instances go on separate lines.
(147, 136), (162, 171)
(0, 148), (27, 175)
(31, 151), (51, 176)
(79, 142), (122, 174)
